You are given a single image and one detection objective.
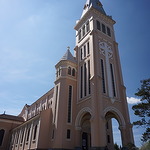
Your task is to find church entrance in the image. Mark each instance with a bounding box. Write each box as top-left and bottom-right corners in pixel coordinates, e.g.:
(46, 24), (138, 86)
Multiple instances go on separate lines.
(81, 113), (91, 150)
(82, 132), (88, 150)
(82, 132), (91, 150)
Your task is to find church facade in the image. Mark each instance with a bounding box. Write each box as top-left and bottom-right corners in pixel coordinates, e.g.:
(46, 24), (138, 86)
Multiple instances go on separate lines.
(0, 0), (134, 150)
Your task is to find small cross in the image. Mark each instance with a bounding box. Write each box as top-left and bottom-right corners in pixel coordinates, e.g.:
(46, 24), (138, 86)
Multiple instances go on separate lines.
(67, 46), (70, 51)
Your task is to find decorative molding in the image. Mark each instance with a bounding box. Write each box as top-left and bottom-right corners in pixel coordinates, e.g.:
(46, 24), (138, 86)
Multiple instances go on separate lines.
(99, 42), (114, 102)
(92, 8), (116, 24)
(75, 107), (92, 128)
(103, 106), (126, 127)
(75, 126), (82, 131)
(77, 96), (91, 104)
(0, 119), (23, 125)
(119, 125), (126, 130)
(99, 42), (113, 59)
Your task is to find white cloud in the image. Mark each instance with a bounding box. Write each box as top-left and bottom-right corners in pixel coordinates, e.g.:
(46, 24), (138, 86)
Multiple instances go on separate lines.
(127, 97), (141, 104)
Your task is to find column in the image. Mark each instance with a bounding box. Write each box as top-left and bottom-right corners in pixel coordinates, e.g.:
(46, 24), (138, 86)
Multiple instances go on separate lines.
(120, 124), (134, 147)
(75, 127), (82, 149)
(90, 117), (107, 150)
(28, 122), (33, 149)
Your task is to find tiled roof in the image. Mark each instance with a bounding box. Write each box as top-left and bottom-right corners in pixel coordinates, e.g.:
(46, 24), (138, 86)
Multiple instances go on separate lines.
(0, 114), (24, 122)
(61, 49), (76, 63)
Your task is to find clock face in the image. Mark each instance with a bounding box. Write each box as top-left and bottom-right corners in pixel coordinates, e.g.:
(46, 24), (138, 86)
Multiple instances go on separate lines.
(99, 42), (113, 59)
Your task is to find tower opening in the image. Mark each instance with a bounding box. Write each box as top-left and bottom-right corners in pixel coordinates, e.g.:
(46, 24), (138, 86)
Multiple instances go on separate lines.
(105, 112), (123, 150)
(112, 119), (122, 148)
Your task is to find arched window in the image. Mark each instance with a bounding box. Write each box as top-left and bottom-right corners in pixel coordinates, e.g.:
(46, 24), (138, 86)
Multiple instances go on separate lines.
(33, 125), (37, 140)
(68, 86), (73, 123)
(78, 29), (81, 41)
(82, 25), (85, 36)
(102, 23), (106, 34)
(0, 129), (5, 146)
(56, 71), (58, 77)
(86, 21), (90, 32)
(72, 68), (75, 77)
(58, 68), (61, 76)
(20, 130), (24, 144)
(26, 128), (30, 142)
(96, 20), (101, 31)
(68, 67), (71, 75)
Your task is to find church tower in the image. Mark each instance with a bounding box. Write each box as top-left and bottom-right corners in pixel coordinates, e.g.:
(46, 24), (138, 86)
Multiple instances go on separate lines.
(52, 47), (77, 149)
(74, 0), (134, 150)
(1, 1), (136, 150)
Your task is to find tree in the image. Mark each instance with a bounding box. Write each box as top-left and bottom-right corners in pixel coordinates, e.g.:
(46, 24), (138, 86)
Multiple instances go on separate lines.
(125, 143), (139, 150)
(132, 78), (150, 142)
(140, 141), (150, 150)
(114, 143), (120, 150)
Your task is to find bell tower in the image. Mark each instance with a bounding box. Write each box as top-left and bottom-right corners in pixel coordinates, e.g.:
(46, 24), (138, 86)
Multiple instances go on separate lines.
(52, 47), (77, 149)
(74, 0), (134, 150)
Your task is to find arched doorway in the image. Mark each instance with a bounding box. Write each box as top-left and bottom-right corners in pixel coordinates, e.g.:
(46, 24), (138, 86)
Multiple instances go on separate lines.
(105, 111), (123, 150)
(81, 113), (91, 150)
(112, 119), (122, 147)
(75, 108), (92, 150)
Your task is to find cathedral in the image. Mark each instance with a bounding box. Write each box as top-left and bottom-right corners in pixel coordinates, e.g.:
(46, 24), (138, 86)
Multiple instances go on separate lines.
(0, 0), (134, 150)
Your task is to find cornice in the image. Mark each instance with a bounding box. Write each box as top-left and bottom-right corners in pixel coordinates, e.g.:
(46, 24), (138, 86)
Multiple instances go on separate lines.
(74, 9), (92, 30)
(92, 8), (116, 24)
(0, 119), (23, 125)
(55, 76), (77, 83)
(55, 60), (77, 69)
(75, 7), (115, 30)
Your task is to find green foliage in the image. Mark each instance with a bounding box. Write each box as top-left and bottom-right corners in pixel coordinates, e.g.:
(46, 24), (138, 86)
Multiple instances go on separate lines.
(114, 143), (120, 150)
(140, 141), (150, 150)
(135, 79), (150, 103)
(132, 78), (150, 142)
(141, 128), (150, 143)
(125, 143), (139, 150)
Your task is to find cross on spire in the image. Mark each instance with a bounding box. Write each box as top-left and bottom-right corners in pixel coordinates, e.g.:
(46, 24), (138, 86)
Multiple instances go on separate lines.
(67, 46), (70, 51)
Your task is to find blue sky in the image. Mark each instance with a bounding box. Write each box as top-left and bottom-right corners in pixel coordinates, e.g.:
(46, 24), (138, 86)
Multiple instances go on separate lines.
(0, 0), (150, 148)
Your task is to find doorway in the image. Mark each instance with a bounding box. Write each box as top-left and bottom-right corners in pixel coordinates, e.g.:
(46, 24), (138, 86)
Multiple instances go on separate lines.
(105, 112), (123, 150)
(82, 132), (88, 150)
(81, 113), (91, 150)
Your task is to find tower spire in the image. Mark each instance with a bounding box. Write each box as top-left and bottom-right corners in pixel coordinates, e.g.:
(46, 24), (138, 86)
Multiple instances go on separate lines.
(61, 47), (76, 63)
(81, 0), (106, 18)
(67, 46), (70, 51)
